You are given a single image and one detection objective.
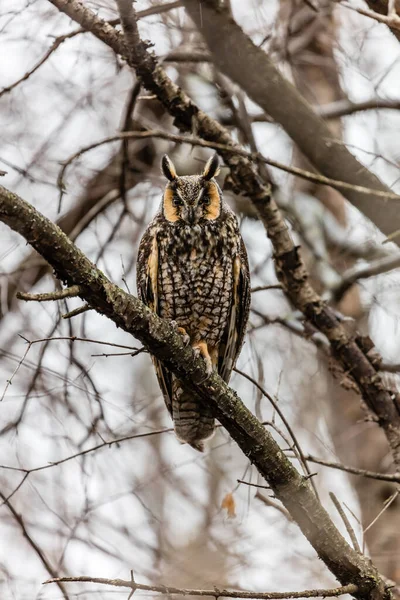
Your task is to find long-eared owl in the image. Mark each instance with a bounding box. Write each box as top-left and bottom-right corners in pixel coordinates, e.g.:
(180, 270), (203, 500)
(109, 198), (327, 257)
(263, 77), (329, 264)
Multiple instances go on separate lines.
(136, 154), (250, 451)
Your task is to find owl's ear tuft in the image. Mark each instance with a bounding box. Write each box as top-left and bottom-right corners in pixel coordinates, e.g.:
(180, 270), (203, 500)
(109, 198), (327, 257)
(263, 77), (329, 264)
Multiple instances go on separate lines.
(202, 154), (220, 181)
(161, 155), (177, 181)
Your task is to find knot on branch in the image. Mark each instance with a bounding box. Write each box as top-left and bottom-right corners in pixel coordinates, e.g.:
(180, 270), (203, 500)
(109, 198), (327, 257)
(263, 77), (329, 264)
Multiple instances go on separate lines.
(276, 246), (303, 273)
(355, 576), (389, 600)
(355, 335), (375, 356)
(171, 97), (199, 131)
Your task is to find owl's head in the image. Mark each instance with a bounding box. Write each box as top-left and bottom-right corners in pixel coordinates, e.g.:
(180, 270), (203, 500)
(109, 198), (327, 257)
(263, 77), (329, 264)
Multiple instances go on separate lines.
(161, 154), (221, 225)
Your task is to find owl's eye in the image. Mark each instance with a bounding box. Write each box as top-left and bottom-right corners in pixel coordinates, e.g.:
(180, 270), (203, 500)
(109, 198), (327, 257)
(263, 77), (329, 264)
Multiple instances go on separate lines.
(200, 194), (211, 206)
(172, 196), (183, 208)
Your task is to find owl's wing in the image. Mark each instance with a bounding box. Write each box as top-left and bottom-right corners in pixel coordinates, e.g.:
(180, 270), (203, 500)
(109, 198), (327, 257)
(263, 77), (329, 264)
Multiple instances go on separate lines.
(218, 238), (251, 383)
(137, 225), (173, 415)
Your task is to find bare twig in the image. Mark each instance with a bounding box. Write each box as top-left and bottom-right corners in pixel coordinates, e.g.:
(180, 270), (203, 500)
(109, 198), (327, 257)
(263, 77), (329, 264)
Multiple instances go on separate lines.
(299, 454), (400, 484)
(340, 1), (400, 32)
(16, 285), (82, 302)
(237, 479), (271, 491)
(251, 284), (283, 293)
(91, 348), (144, 358)
(118, 81), (142, 209)
(234, 368), (316, 491)
(255, 491), (293, 521)
(43, 575), (359, 599)
(0, 472), (29, 504)
(329, 492), (361, 553)
(363, 488), (400, 535)
(330, 252), (400, 303)
(68, 189), (121, 241)
(0, 492), (69, 600)
(0, 427), (173, 478)
(61, 304), (91, 319)
(1, 335), (143, 402)
(0, 30), (83, 98)
(57, 129), (400, 203)
(317, 97), (400, 119)
(247, 98), (400, 122)
(1, 340), (32, 402)
(0, 2), (183, 98)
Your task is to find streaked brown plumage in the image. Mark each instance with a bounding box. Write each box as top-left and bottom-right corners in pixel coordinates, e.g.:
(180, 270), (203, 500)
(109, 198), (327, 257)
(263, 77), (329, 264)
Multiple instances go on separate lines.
(136, 154), (250, 451)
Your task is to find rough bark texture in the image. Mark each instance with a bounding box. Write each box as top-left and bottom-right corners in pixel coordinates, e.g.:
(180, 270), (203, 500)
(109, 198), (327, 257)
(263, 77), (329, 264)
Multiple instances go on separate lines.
(0, 183), (392, 600)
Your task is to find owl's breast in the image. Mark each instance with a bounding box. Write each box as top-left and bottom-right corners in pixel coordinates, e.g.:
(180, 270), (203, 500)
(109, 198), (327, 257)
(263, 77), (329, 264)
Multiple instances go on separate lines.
(157, 220), (238, 344)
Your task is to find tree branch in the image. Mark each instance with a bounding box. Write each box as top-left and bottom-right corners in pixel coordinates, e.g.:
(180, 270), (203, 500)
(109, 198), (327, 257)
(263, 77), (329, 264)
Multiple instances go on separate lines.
(16, 285), (82, 302)
(343, 0), (400, 41)
(316, 97), (400, 119)
(303, 455), (400, 484)
(43, 575), (359, 599)
(330, 492), (361, 554)
(243, 98), (400, 123)
(0, 2), (182, 98)
(0, 492), (69, 600)
(58, 129), (400, 202)
(330, 253), (400, 303)
(0, 184), (391, 599)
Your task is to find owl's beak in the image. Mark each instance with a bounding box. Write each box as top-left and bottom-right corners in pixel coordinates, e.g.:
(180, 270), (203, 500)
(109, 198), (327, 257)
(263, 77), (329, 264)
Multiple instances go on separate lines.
(186, 206), (196, 225)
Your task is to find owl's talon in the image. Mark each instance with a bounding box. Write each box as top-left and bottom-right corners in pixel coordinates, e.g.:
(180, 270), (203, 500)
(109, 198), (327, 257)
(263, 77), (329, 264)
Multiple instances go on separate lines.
(180, 331), (191, 346)
(193, 341), (213, 378)
(203, 357), (213, 377)
(171, 321), (190, 346)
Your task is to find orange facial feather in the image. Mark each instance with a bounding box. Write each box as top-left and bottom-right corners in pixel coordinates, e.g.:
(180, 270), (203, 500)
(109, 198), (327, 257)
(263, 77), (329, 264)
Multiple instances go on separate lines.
(163, 187), (179, 222)
(204, 182), (220, 220)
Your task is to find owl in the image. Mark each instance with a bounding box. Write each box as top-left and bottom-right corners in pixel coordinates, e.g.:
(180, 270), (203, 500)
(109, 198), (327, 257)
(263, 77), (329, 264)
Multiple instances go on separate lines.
(136, 154), (250, 451)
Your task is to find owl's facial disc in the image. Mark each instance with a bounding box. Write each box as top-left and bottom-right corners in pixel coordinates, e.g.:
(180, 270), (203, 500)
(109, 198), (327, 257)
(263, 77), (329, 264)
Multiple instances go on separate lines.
(163, 179), (221, 225)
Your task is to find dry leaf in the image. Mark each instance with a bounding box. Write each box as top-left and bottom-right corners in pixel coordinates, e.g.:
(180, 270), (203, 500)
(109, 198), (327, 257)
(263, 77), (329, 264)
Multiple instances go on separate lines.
(221, 492), (236, 518)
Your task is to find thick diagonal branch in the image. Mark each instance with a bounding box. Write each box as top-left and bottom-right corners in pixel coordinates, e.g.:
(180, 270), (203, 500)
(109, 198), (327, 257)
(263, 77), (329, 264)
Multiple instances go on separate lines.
(0, 184), (393, 600)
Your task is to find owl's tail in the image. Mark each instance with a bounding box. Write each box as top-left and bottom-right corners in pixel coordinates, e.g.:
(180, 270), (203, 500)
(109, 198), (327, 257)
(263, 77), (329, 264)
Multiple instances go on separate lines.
(171, 377), (215, 451)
